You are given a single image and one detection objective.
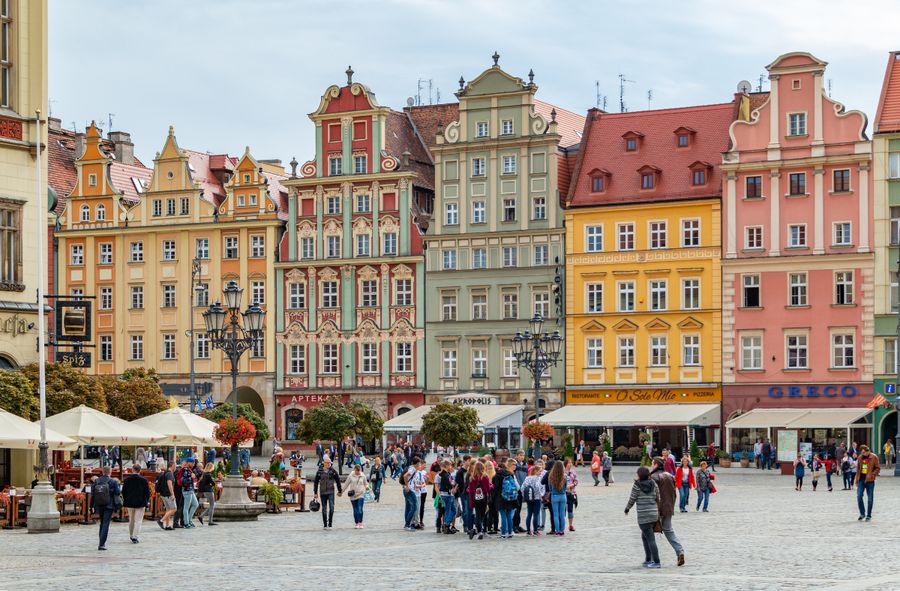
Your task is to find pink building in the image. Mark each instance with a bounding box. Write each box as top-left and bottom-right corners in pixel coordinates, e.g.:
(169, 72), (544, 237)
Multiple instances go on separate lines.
(721, 52), (874, 455)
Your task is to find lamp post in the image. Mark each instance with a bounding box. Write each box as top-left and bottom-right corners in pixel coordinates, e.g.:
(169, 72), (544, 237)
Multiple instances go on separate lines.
(187, 258), (204, 413)
(512, 314), (563, 459)
(894, 256), (900, 477)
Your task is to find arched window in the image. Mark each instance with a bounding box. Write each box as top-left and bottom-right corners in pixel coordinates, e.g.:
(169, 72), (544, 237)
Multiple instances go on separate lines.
(285, 409), (304, 440)
(395, 406), (412, 417)
(96, 204), (106, 221)
(80, 204), (90, 222)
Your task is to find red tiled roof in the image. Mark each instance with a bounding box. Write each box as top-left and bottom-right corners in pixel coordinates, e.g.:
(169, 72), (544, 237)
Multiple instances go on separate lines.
(109, 161), (151, 203)
(261, 170), (290, 221)
(534, 99), (585, 148)
(567, 101), (735, 207)
(876, 51), (900, 133)
(557, 147), (578, 207)
(385, 110), (435, 191)
(184, 149), (227, 206)
(405, 103), (459, 148)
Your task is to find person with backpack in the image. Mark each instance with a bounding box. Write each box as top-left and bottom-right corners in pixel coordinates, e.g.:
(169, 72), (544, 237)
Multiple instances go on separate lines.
(466, 459), (491, 540)
(521, 466), (544, 536)
(122, 463), (151, 544)
(590, 450), (602, 486)
(178, 459), (199, 528)
(512, 450), (528, 533)
(625, 466), (662, 569)
(198, 462), (218, 526)
(492, 458), (515, 539)
(90, 465), (121, 551)
(313, 457), (343, 529)
(155, 462), (177, 530)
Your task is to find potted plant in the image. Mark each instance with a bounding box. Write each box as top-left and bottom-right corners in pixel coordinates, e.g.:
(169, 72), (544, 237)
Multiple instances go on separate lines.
(716, 449), (731, 468)
(258, 482), (284, 513)
(740, 452), (751, 468)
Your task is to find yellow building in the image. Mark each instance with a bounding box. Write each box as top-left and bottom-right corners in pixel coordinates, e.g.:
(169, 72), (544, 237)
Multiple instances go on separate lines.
(55, 125), (286, 445)
(548, 102), (734, 455)
(0, 0), (47, 488)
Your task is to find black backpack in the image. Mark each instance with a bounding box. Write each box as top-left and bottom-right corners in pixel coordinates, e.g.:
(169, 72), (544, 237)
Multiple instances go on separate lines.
(155, 472), (169, 495)
(93, 478), (111, 507)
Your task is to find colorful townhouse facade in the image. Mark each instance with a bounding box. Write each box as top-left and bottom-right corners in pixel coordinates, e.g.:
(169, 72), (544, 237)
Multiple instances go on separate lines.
(553, 100), (733, 454)
(411, 56), (583, 446)
(274, 70), (432, 448)
(873, 51), (900, 445)
(55, 124), (286, 446)
(0, 0), (47, 489)
(721, 52), (875, 453)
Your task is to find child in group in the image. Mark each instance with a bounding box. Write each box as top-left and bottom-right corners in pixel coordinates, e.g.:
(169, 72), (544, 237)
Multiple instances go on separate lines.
(521, 466), (545, 536)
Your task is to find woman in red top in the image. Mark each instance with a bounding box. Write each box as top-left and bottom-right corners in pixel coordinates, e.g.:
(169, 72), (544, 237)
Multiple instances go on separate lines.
(674, 456), (696, 513)
(466, 460), (492, 540)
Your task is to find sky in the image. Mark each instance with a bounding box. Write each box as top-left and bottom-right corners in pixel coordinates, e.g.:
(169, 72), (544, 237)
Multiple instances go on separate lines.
(49, 0), (900, 167)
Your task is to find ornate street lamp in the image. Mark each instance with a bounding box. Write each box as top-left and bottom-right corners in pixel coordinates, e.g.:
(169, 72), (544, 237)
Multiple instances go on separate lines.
(512, 314), (563, 459)
(201, 281), (261, 477)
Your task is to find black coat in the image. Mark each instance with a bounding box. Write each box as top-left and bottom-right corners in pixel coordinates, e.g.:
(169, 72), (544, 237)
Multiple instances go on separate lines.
(121, 473), (150, 509)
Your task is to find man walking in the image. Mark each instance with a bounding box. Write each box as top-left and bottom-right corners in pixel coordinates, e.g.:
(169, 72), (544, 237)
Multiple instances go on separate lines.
(855, 444), (880, 521)
(122, 463), (151, 543)
(662, 449), (676, 475)
(513, 450), (528, 532)
(90, 466), (120, 551)
(650, 457), (685, 566)
(155, 462), (177, 530)
(753, 438), (762, 469)
(762, 439), (772, 470)
(313, 457), (342, 529)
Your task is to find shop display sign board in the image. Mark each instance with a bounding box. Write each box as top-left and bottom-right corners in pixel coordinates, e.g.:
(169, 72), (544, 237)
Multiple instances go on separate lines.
(568, 387), (721, 404)
(777, 430), (798, 463)
(799, 442), (812, 462)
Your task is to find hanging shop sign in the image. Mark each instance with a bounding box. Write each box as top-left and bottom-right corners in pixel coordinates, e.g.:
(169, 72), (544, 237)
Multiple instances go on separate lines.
(568, 387), (721, 404)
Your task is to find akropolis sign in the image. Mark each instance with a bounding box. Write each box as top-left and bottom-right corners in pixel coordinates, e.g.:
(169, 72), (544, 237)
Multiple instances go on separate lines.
(767, 384), (858, 398)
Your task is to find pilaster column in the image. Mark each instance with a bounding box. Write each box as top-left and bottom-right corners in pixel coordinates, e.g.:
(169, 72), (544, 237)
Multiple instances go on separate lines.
(859, 163), (870, 252)
(769, 171), (781, 256)
(813, 167), (825, 254)
(725, 173), (737, 258)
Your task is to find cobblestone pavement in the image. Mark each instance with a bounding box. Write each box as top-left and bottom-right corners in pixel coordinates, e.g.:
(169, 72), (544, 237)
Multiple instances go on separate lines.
(2, 466), (899, 591)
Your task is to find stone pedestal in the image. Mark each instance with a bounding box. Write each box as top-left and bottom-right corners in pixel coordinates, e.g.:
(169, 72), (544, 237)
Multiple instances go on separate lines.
(27, 481), (60, 533)
(213, 475), (265, 522)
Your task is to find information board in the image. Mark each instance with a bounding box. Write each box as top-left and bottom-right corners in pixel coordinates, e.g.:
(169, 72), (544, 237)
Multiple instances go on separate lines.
(777, 429), (798, 463)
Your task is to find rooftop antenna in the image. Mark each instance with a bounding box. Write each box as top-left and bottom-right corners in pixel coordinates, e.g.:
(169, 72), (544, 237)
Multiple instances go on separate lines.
(618, 73), (635, 113)
(647, 89), (653, 109)
(595, 81), (607, 110)
(757, 74), (765, 93)
(827, 78), (833, 97)
(435, 87), (441, 103)
(107, 113), (115, 132)
(48, 99), (56, 117)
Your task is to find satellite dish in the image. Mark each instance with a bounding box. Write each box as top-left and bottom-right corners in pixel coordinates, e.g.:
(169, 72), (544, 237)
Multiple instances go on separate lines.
(737, 80), (752, 94)
(406, 97), (415, 107)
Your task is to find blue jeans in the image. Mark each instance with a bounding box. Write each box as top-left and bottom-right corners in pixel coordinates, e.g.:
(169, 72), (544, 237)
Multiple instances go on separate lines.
(500, 507), (515, 535)
(550, 493), (566, 533)
(526, 499), (541, 532)
(351, 498), (364, 524)
(97, 507), (113, 547)
(857, 481), (875, 518)
(441, 494), (456, 526)
(696, 489), (709, 511)
(372, 479), (382, 501)
(678, 484), (690, 511)
(182, 491), (198, 526)
(459, 497), (473, 532)
(403, 489), (418, 527)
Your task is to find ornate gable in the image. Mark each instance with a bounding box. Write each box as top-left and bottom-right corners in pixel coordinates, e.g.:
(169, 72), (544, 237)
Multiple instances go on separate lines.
(613, 319), (639, 332)
(645, 318), (671, 331)
(677, 316), (704, 330)
(580, 320), (606, 333)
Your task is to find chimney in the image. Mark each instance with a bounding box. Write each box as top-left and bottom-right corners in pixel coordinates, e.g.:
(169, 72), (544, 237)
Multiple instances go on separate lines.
(401, 150), (411, 169)
(48, 117), (61, 131)
(74, 132), (85, 159)
(108, 131), (134, 165)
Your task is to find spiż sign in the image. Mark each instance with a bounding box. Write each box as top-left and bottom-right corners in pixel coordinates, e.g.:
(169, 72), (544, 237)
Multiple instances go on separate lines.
(767, 385), (857, 398)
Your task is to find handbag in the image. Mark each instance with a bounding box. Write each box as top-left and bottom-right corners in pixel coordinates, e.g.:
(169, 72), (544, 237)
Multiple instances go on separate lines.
(309, 498), (321, 512)
(363, 487), (374, 503)
(710, 482), (717, 494)
(653, 518), (663, 533)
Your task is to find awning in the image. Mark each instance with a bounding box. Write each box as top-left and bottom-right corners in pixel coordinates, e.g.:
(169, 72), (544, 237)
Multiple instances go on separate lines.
(383, 405), (524, 433)
(727, 407), (872, 430)
(540, 404), (720, 428)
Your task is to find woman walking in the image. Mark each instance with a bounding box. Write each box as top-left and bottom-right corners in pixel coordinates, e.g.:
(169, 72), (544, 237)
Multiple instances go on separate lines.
(793, 454), (807, 491)
(547, 461), (567, 536)
(564, 458), (579, 531)
(466, 460), (491, 540)
(625, 466), (662, 569)
(674, 456), (695, 513)
(810, 453), (824, 491)
(695, 461), (712, 512)
(197, 462), (218, 526)
(369, 456), (385, 502)
(345, 463), (369, 528)
(602, 451), (613, 486)
(590, 451), (602, 486)
(884, 439), (894, 470)
(521, 466), (544, 536)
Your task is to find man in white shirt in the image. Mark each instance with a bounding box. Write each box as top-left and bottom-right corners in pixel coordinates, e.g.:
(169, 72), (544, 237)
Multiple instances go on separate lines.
(754, 439), (763, 469)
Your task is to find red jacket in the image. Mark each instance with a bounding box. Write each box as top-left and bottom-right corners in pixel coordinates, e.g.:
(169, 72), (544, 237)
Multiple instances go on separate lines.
(674, 466), (696, 489)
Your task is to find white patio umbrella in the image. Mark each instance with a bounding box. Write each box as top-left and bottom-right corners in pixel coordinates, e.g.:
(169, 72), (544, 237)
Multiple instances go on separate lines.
(0, 408), (78, 451)
(43, 405), (165, 486)
(133, 407), (253, 467)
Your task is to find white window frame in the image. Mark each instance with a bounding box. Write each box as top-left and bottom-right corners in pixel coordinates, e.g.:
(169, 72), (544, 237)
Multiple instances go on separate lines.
(441, 348), (458, 378)
(250, 235), (265, 258)
(831, 330), (855, 369)
(586, 338), (603, 368)
(70, 244), (84, 265)
(742, 274), (761, 308)
(832, 221), (852, 246)
(395, 342), (413, 373)
(395, 279), (412, 306)
(682, 334), (700, 366)
(224, 236), (238, 259)
(361, 279), (378, 307)
(321, 281), (338, 308)
(98, 243), (113, 265)
(383, 233), (397, 256)
(617, 222), (635, 251)
(472, 201), (486, 224)
(835, 271), (854, 305)
(195, 238), (209, 260)
(533, 244), (549, 266)
(744, 226), (763, 250)
(617, 280), (635, 312)
(650, 335), (668, 367)
(740, 332), (763, 370)
(289, 345), (306, 374)
(649, 220), (667, 249)
(586, 225), (603, 252)
(130, 241), (144, 263)
(586, 283), (603, 313)
(162, 334), (176, 360)
(788, 224), (806, 248)
(681, 218), (700, 247)
(361, 343), (378, 373)
(502, 155), (517, 175)
(501, 119), (514, 135)
(788, 112), (807, 136)
(618, 336), (635, 367)
(130, 335), (144, 360)
(322, 343), (339, 374)
(785, 331), (809, 369)
(502, 289), (518, 320)
(444, 202), (459, 226)
(476, 121), (489, 138)
(471, 291), (487, 321)
(472, 248), (487, 269)
(649, 280), (667, 311)
(441, 292), (457, 321)
(472, 157), (486, 177)
(502, 246), (518, 268)
(442, 249), (457, 270)
(532, 196), (546, 220)
(356, 233), (370, 257)
(788, 272), (807, 307)
(301, 237), (315, 260)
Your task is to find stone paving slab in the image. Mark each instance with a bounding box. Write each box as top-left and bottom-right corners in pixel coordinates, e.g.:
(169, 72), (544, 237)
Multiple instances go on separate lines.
(0, 467), (898, 591)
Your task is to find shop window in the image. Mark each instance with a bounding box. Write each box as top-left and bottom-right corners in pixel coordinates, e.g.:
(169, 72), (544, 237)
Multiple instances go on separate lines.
(285, 409), (304, 440)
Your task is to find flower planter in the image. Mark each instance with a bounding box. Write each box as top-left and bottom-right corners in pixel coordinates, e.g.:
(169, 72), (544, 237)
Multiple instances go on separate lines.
(718, 458), (732, 468)
(740, 458), (750, 468)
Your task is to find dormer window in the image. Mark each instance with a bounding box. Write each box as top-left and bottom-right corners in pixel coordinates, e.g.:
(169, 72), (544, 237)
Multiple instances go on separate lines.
(637, 165), (660, 190)
(674, 126), (695, 148)
(588, 168), (610, 193)
(689, 161), (712, 186)
(623, 131), (644, 152)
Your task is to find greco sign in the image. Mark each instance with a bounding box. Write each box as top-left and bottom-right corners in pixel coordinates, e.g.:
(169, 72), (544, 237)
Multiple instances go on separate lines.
(767, 385), (857, 399)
